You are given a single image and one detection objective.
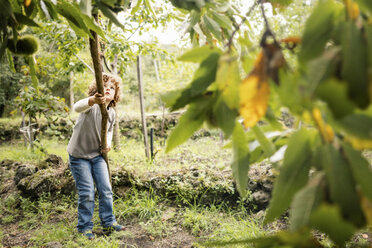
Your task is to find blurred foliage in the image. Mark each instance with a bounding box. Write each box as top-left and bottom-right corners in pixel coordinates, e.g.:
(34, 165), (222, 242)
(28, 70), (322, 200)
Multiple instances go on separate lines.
(2, 0), (372, 246)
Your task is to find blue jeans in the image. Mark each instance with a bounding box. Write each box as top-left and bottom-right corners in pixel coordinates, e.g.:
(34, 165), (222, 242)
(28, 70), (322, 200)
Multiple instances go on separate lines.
(69, 155), (116, 232)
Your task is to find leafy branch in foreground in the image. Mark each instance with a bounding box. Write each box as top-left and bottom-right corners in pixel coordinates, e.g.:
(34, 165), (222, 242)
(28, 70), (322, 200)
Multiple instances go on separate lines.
(165, 0), (372, 246)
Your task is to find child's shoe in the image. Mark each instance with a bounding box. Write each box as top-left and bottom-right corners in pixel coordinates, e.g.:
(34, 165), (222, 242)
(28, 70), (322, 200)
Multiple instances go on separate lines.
(81, 230), (95, 240)
(103, 222), (126, 233)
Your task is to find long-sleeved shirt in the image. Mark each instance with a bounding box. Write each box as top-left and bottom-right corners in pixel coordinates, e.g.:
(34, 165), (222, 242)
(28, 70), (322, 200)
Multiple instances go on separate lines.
(67, 98), (116, 159)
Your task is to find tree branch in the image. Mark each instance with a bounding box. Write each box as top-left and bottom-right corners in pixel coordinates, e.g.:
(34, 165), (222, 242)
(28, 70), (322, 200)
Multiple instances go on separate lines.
(89, 13), (110, 182)
(260, 1), (278, 45)
(73, 53), (94, 74)
(226, 0), (259, 51)
(126, 23), (147, 41)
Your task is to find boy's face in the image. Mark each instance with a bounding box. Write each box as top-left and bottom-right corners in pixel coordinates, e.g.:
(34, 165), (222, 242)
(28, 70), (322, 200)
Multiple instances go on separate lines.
(104, 80), (116, 103)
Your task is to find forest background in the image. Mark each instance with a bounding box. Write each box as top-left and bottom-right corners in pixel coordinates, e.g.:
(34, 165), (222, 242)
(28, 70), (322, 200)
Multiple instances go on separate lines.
(1, 0), (372, 247)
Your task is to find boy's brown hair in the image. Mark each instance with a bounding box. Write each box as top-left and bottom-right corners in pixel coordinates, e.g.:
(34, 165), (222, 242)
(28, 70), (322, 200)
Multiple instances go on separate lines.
(88, 73), (121, 107)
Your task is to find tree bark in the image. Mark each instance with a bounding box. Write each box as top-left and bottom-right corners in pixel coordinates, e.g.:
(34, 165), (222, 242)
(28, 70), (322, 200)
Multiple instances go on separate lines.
(137, 55), (150, 159)
(89, 14), (110, 180)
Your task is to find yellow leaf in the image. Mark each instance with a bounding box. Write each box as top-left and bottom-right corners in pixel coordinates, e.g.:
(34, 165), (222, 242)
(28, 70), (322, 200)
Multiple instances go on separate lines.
(312, 107), (334, 143)
(325, 124), (335, 142)
(344, 0), (360, 20)
(216, 54), (240, 109)
(24, 0), (31, 7)
(280, 36), (301, 45)
(239, 74), (270, 128)
(346, 136), (372, 150)
(350, 2), (360, 20)
(361, 195), (372, 227)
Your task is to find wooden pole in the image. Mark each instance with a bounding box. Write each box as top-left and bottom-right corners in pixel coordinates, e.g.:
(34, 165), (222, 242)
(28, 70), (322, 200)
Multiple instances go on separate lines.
(28, 115), (33, 149)
(137, 55), (150, 158)
(21, 111), (27, 146)
(111, 54), (120, 150)
(89, 14), (110, 180)
(153, 59), (160, 82)
(69, 71), (74, 110)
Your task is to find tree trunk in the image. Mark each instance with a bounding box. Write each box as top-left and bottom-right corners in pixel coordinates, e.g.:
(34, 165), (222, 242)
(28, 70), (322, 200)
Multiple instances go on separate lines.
(137, 55), (150, 159)
(89, 14), (110, 180)
(69, 71), (74, 110)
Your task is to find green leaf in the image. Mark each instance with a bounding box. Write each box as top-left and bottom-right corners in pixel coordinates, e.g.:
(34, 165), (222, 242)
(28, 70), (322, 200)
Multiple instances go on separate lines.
(265, 128), (313, 223)
(131, 0), (142, 15)
(203, 15), (222, 41)
(161, 89), (183, 108)
(267, 0), (292, 6)
(307, 47), (340, 88)
(40, 0), (59, 20)
(0, 0), (14, 20)
(320, 144), (365, 227)
(338, 114), (372, 140)
(366, 24), (372, 68)
(274, 71), (303, 115)
(289, 172), (325, 231)
(215, 54), (240, 109)
(28, 56), (39, 94)
(186, 10), (201, 33)
(101, 0), (116, 7)
(213, 99), (237, 137)
(96, 1), (124, 29)
(171, 52), (220, 111)
(210, 12), (231, 30)
(251, 125), (276, 157)
(309, 204), (356, 246)
(355, 0), (372, 13)
(81, 14), (106, 39)
(79, 0), (92, 16)
(66, 20), (88, 38)
(316, 78), (355, 118)
(299, 0), (336, 63)
(144, 0), (155, 16)
(178, 45), (222, 63)
(165, 96), (212, 153)
(342, 142), (372, 201)
(25, 0), (36, 17)
(231, 122), (250, 195)
(6, 49), (15, 73)
(14, 13), (39, 27)
(56, 1), (90, 34)
(264, 107), (283, 131)
(341, 21), (369, 108)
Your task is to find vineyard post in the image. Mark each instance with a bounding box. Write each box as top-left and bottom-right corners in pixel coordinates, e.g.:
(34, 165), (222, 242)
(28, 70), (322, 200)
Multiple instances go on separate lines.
(137, 55), (150, 158)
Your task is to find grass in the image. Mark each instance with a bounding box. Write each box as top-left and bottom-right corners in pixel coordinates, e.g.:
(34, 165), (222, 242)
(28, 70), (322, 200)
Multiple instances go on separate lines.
(0, 183), (269, 247)
(0, 134), (232, 176)
(1, 135), (265, 247)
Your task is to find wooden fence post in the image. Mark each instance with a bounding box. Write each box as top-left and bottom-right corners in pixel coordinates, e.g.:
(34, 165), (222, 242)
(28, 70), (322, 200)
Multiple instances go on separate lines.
(69, 71), (74, 110)
(137, 55), (150, 159)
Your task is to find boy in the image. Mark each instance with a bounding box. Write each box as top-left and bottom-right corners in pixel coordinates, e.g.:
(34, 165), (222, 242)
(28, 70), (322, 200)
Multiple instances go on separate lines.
(67, 73), (124, 240)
